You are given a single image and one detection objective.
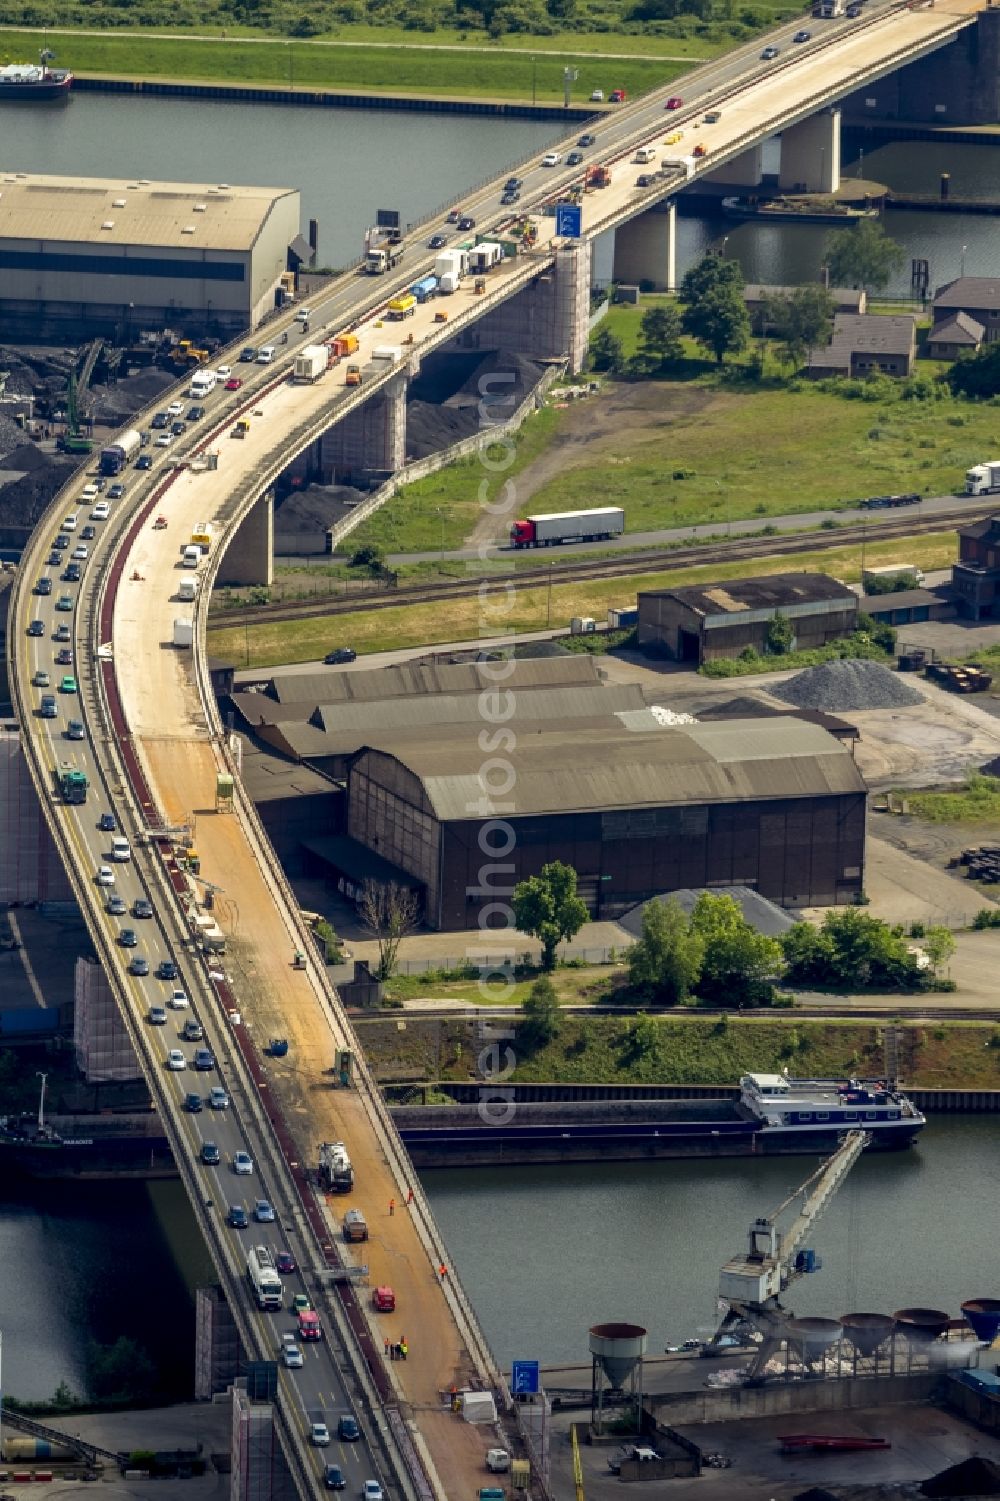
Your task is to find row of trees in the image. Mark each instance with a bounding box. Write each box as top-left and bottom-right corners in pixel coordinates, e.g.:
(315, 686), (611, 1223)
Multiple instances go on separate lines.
(591, 220), (905, 376)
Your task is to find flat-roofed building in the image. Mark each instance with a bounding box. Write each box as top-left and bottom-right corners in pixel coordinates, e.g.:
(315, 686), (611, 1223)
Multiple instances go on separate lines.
(0, 171), (301, 339)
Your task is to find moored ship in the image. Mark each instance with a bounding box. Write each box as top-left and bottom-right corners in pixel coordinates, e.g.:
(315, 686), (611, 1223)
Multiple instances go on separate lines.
(0, 51), (73, 101)
(739, 1072), (926, 1150)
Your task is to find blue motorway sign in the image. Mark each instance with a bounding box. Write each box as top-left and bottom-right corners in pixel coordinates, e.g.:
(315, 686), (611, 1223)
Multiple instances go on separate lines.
(511, 1359), (540, 1395)
(555, 203), (583, 239)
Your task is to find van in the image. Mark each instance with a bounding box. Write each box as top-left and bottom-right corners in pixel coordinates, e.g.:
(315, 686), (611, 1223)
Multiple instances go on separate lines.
(178, 576), (199, 602)
(111, 836), (132, 862)
(294, 307), (311, 325)
(61, 513), (79, 532)
(257, 346), (276, 364)
(191, 370), (217, 398)
(182, 545), (202, 569)
(634, 145), (657, 164)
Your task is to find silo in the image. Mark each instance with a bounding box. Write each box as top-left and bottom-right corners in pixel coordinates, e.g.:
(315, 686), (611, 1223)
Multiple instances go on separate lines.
(589, 1322), (647, 1436)
(785, 1316), (842, 1365)
(840, 1313), (894, 1357)
(892, 1307), (950, 1343)
(961, 1299), (1000, 1344)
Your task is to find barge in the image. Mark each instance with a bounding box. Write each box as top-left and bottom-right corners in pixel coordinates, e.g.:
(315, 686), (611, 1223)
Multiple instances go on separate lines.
(0, 54), (73, 101)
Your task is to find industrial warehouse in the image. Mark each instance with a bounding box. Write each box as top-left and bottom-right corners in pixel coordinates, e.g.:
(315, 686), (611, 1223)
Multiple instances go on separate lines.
(232, 657), (867, 929)
(0, 172), (303, 340)
(637, 572), (859, 665)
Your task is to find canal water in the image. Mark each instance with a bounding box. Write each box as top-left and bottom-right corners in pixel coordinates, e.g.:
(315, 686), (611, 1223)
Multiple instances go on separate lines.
(2, 1117), (997, 1398)
(2, 93), (999, 1398)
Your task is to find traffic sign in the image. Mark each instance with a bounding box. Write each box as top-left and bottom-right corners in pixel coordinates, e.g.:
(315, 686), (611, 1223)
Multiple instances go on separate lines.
(511, 1359), (540, 1395)
(555, 203), (582, 239)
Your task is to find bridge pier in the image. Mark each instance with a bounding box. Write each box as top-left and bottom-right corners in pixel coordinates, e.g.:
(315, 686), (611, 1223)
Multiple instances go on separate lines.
(319, 371), (409, 485)
(611, 200), (676, 292)
(704, 144), (765, 189)
(218, 489), (275, 588)
(230, 1382), (296, 1501)
(779, 108), (841, 194)
(446, 242), (591, 373)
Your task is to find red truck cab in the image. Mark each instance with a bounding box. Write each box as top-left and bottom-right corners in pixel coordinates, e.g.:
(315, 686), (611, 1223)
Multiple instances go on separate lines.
(510, 519), (534, 548)
(610, 89), (627, 103)
(372, 1286), (396, 1313)
(298, 1309), (322, 1341)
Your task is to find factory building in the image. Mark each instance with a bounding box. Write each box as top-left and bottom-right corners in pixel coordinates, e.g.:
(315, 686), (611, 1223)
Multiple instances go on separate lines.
(637, 573), (858, 665)
(342, 719), (867, 930)
(0, 172), (302, 340)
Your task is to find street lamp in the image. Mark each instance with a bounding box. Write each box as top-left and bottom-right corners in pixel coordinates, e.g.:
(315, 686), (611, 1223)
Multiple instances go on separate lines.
(562, 67), (578, 109)
(531, 56), (537, 108)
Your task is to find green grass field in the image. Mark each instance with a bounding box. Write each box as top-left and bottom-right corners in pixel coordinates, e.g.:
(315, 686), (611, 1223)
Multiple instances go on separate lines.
(207, 530), (957, 666)
(0, 27), (683, 100)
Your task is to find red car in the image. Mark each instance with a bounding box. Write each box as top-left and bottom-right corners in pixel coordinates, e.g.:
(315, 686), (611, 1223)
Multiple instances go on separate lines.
(665, 96), (683, 109)
(225, 377), (243, 391)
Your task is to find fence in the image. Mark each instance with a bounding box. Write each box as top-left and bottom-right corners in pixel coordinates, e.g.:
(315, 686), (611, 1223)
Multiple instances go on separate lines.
(391, 943), (629, 976)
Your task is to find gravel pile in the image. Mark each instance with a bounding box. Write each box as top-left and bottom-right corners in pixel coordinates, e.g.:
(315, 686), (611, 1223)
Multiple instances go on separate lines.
(773, 658), (923, 712)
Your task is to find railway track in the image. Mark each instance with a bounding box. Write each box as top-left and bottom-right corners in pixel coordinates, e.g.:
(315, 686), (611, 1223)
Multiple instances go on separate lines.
(210, 502), (986, 630)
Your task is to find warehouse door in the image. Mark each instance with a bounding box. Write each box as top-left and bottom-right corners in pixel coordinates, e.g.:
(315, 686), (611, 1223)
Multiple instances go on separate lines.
(678, 629), (700, 662)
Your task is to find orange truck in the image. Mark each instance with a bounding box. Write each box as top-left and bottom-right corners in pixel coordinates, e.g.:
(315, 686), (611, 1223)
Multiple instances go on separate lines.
(331, 333), (359, 360)
(585, 165), (612, 189)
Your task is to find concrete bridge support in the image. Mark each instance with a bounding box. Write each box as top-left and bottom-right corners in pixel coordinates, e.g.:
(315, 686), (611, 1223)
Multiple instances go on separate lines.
(704, 144), (765, 189)
(612, 201), (676, 292)
(779, 108), (841, 193)
(319, 372), (408, 485)
(447, 242), (592, 374)
(218, 489), (274, 588)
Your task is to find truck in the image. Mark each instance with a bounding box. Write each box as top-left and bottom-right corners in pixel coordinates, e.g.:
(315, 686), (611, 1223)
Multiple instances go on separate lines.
(343, 1207), (368, 1242)
(345, 364), (362, 387)
(966, 461), (1000, 495)
(371, 346), (402, 366)
(434, 250), (468, 288)
(510, 507), (626, 549)
(191, 522), (214, 554)
(862, 564), (926, 591)
(99, 429), (142, 476)
(190, 370), (218, 399)
(468, 243), (504, 275)
(200, 922), (226, 954)
(585, 164), (612, 190)
(57, 763), (88, 803)
(298, 1309), (322, 1341)
(411, 275), (438, 303)
(173, 617), (194, 648)
(662, 155), (698, 180)
(293, 345), (331, 383)
(366, 239), (406, 275)
(387, 293), (417, 320)
(178, 575), (199, 602)
(330, 333), (359, 361)
(247, 1245), (284, 1310)
(318, 1140), (355, 1193)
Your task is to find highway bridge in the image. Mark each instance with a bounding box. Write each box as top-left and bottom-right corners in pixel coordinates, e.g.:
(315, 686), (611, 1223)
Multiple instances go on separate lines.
(6, 2), (989, 1497)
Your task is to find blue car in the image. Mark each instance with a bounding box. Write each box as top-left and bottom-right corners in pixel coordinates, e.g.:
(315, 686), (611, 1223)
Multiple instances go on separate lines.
(194, 1048), (215, 1071)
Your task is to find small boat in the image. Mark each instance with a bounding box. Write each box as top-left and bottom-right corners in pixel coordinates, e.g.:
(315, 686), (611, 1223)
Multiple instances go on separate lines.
(779, 1434), (891, 1454)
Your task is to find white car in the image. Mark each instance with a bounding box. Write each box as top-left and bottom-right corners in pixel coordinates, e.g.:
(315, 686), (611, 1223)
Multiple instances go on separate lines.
(590, 88), (604, 101)
(91, 501), (110, 520)
(72, 545), (89, 560)
(216, 365), (232, 380)
(81, 482), (100, 500)
(167, 401), (185, 416)
(541, 152), (562, 167)
(282, 1343), (304, 1369)
(233, 1150), (253, 1175)
(167, 1049), (186, 1070)
(96, 865), (115, 886)
(310, 1423), (330, 1447)
(363, 1484), (383, 1501)
(154, 433), (173, 447)
(168, 989), (189, 1009)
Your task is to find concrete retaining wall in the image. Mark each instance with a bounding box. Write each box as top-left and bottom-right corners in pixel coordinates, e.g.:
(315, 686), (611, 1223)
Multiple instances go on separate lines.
(651, 1372), (940, 1426)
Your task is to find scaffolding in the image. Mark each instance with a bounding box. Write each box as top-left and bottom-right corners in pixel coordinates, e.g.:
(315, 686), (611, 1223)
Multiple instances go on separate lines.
(0, 721), (74, 904)
(230, 1381), (297, 1501)
(195, 1285), (246, 1400)
(73, 956), (142, 1082)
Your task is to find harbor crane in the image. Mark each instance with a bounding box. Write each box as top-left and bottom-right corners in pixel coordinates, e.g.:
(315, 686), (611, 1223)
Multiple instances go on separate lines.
(706, 1130), (870, 1381)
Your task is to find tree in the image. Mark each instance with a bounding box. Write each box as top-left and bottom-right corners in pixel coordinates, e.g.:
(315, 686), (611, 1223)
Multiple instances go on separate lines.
(519, 974), (561, 1051)
(947, 342), (1000, 399)
(922, 925), (956, 978)
(689, 892), (783, 1007)
(357, 879), (420, 980)
(677, 255), (749, 364)
(782, 908), (923, 991)
(512, 860), (588, 970)
(638, 303), (683, 369)
(627, 897), (704, 1005)
(622, 1011), (663, 1065)
(764, 611), (794, 656)
(823, 220), (903, 295)
(589, 327), (624, 374)
(762, 285), (835, 367)
(86, 1337), (156, 1403)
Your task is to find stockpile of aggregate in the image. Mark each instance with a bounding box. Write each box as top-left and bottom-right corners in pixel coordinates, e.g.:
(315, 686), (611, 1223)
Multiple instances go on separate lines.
(405, 349), (547, 461)
(90, 367), (177, 424)
(773, 658), (923, 713)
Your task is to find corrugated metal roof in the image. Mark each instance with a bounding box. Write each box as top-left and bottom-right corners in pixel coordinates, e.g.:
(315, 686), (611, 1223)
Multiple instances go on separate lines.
(269, 656), (601, 705)
(641, 571), (853, 617)
(357, 718), (865, 822)
(0, 172), (295, 251)
(315, 682), (644, 735)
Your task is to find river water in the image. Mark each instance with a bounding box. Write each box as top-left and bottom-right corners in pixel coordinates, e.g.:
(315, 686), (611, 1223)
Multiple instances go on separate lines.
(2, 1117), (998, 1398)
(2, 91), (999, 1399)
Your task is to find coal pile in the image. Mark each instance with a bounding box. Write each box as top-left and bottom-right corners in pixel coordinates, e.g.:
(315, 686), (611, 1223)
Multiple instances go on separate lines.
(90, 367), (177, 425)
(774, 658), (923, 712)
(405, 349), (547, 461)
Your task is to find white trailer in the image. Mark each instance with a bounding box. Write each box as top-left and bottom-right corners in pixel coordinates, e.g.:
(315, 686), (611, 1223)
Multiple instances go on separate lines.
(468, 242), (503, 273)
(862, 564), (925, 589)
(371, 346), (402, 365)
(247, 1246), (284, 1310)
(510, 506), (626, 548)
(966, 460), (1000, 495)
(293, 345), (329, 383)
(178, 576), (199, 602)
(661, 155), (698, 180)
(173, 617), (194, 648)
